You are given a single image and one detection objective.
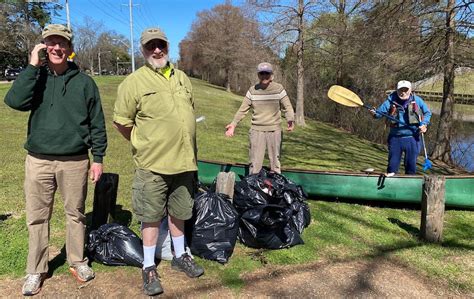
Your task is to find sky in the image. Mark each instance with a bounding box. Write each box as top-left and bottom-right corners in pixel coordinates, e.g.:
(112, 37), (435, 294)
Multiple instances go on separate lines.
(50, 0), (244, 60)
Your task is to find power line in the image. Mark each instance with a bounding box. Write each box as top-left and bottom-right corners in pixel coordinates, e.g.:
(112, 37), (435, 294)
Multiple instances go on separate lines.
(138, 0), (155, 28)
(97, 0), (129, 24)
(86, 0), (128, 26)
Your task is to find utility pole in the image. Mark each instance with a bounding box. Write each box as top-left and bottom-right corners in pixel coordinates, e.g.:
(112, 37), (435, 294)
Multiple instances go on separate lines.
(121, 1), (138, 72)
(98, 49), (111, 76)
(128, 0), (136, 72)
(65, 0), (70, 30)
(98, 48), (102, 76)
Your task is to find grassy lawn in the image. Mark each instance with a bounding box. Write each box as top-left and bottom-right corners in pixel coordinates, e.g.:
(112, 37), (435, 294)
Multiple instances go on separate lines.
(427, 101), (474, 115)
(0, 76), (473, 293)
(419, 72), (474, 116)
(418, 72), (474, 95)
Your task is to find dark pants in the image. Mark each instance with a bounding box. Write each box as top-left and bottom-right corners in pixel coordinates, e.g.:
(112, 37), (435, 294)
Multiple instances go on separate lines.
(387, 136), (420, 174)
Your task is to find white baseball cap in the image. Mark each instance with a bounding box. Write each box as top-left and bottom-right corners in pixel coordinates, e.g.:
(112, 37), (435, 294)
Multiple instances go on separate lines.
(397, 80), (412, 90)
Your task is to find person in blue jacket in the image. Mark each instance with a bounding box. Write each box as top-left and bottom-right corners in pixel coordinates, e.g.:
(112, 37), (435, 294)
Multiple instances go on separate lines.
(370, 80), (432, 175)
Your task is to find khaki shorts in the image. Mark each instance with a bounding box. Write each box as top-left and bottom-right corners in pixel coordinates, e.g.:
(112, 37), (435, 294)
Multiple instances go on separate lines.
(132, 169), (195, 223)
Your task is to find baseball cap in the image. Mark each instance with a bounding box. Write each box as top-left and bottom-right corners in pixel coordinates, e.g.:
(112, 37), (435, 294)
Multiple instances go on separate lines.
(397, 80), (412, 90)
(257, 62), (273, 73)
(42, 24), (72, 41)
(141, 28), (168, 46)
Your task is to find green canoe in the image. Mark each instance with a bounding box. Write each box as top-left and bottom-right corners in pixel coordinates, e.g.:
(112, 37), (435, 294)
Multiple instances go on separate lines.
(197, 159), (474, 209)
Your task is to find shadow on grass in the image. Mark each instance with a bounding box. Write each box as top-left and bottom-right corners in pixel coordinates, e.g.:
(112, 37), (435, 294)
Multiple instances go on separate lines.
(47, 245), (66, 278)
(0, 213), (12, 222)
(85, 204), (133, 235)
(317, 197), (422, 211)
(388, 217), (419, 237)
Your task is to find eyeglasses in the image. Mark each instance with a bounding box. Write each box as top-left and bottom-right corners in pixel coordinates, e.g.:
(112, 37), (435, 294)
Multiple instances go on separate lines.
(258, 71), (271, 75)
(397, 88), (410, 93)
(44, 40), (69, 48)
(144, 40), (167, 51)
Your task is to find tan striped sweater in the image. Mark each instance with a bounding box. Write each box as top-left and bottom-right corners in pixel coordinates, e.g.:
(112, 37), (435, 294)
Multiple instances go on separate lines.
(231, 81), (295, 131)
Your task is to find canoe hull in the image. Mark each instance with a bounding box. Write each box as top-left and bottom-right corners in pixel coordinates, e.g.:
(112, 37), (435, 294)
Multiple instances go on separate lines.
(197, 160), (474, 209)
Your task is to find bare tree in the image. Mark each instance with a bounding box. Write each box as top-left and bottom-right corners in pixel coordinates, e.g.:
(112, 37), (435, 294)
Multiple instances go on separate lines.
(73, 17), (104, 73)
(431, 0), (456, 162)
(180, 3), (271, 92)
(246, 0), (319, 126)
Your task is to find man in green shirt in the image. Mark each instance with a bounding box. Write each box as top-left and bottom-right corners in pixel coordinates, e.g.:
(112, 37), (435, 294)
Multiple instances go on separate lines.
(113, 27), (203, 296)
(225, 62), (295, 174)
(4, 24), (106, 296)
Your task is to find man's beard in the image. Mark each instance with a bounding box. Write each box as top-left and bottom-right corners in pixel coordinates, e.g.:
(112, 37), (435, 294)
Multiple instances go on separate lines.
(147, 54), (169, 69)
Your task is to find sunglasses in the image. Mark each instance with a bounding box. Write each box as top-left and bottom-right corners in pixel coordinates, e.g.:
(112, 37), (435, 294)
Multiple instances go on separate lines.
(144, 40), (167, 51)
(258, 71), (271, 75)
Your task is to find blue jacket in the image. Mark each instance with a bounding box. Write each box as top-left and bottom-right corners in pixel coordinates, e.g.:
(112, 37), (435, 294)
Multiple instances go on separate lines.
(375, 91), (431, 138)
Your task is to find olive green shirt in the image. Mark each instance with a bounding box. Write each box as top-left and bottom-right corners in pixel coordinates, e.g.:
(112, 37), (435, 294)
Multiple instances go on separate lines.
(113, 63), (197, 174)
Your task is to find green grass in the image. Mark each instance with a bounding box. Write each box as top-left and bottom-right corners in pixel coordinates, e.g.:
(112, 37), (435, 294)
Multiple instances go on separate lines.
(427, 101), (474, 115)
(0, 77), (473, 293)
(418, 72), (474, 94)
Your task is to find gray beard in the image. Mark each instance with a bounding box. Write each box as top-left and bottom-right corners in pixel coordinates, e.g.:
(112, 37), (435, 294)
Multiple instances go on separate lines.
(147, 55), (169, 69)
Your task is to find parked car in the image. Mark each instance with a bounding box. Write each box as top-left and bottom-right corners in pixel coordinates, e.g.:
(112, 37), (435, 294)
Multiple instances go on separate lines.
(5, 68), (22, 81)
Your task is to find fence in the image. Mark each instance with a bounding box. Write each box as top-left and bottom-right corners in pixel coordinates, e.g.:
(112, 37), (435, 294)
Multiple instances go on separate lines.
(386, 90), (474, 105)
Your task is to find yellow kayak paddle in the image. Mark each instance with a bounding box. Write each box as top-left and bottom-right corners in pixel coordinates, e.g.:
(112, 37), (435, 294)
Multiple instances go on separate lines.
(327, 85), (401, 124)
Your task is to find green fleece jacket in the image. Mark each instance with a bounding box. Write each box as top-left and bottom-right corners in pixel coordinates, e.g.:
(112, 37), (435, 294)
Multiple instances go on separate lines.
(4, 63), (107, 163)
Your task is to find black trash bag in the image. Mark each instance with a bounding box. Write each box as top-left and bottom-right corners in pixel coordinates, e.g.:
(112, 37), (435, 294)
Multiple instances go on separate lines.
(187, 191), (239, 264)
(238, 204), (304, 249)
(91, 173), (119, 231)
(234, 168), (311, 249)
(87, 223), (143, 268)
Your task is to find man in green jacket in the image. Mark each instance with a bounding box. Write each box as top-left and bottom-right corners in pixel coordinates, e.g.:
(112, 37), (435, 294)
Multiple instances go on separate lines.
(4, 24), (107, 296)
(113, 27), (203, 296)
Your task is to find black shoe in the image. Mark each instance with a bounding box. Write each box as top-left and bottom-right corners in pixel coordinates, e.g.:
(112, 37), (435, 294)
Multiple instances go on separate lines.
(171, 253), (204, 278)
(142, 265), (163, 296)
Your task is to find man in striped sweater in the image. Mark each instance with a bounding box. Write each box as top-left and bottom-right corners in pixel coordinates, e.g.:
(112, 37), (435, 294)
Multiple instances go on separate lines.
(225, 62), (295, 174)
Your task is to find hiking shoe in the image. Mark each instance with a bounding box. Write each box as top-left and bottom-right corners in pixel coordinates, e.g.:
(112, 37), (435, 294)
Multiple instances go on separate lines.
(171, 253), (204, 278)
(22, 273), (44, 296)
(69, 264), (95, 282)
(142, 265), (163, 296)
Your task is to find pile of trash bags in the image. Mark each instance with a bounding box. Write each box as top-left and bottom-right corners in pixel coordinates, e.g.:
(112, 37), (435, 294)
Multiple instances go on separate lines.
(233, 168), (311, 249)
(87, 169), (310, 266)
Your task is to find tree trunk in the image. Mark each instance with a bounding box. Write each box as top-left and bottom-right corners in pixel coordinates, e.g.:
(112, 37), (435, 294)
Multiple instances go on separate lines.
(215, 172), (235, 201)
(225, 67), (231, 92)
(295, 0), (306, 126)
(420, 175), (446, 243)
(431, 0), (455, 163)
(333, 0), (347, 127)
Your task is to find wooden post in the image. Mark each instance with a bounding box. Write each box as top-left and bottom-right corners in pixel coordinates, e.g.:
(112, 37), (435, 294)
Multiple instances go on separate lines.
(215, 172), (235, 201)
(420, 175), (446, 243)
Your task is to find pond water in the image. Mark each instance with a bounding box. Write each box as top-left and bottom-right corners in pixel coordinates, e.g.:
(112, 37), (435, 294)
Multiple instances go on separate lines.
(452, 121), (474, 172)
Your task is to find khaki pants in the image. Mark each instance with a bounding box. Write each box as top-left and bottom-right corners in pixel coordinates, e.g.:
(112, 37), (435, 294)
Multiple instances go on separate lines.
(249, 129), (282, 174)
(25, 153), (89, 274)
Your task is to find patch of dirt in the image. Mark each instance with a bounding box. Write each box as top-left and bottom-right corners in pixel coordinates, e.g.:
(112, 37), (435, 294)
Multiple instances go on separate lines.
(1, 258), (472, 298)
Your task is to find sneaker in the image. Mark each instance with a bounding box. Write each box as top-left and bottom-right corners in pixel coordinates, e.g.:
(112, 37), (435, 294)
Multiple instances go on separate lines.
(69, 264), (95, 282)
(171, 253), (204, 278)
(142, 265), (163, 296)
(22, 273), (44, 296)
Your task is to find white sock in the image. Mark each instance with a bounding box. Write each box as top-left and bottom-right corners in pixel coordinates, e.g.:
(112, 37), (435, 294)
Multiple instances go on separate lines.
(171, 235), (185, 258)
(142, 245), (156, 269)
